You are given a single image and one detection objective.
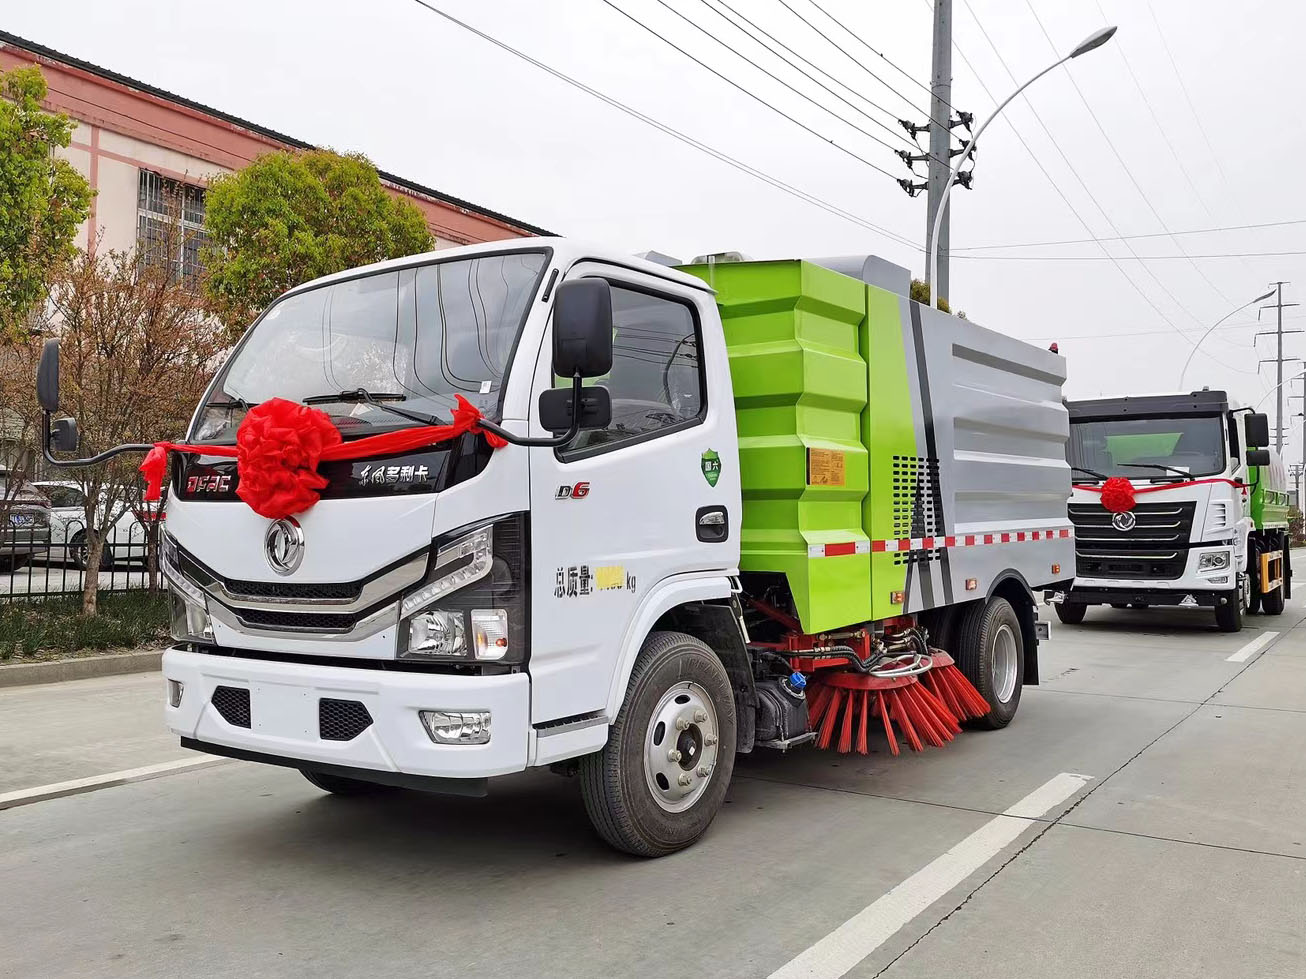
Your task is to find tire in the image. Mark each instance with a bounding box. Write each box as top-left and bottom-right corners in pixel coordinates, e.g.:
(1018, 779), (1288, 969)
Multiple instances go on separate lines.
(300, 769), (394, 796)
(1261, 541), (1286, 615)
(1110, 603), (1129, 609)
(1247, 538), (1262, 614)
(1214, 578), (1246, 632)
(0, 554), (31, 572)
(71, 533), (112, 571)
(955, 597), (1024, 730)
(579, 630), (736, 857)
(1129, 603), (1149, 610)
(1054, 601), (1087, 625)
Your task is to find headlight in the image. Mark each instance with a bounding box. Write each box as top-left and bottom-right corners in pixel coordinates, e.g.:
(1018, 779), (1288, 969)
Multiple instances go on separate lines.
(1197, 550), (1231, 572)
(399, 514), (528, 663)
(169, 590), (213, 642)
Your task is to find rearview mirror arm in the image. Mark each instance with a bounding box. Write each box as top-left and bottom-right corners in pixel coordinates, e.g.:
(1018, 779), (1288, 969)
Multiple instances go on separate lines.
(40, 410), (154, 469)
(478, 374), (583, 448)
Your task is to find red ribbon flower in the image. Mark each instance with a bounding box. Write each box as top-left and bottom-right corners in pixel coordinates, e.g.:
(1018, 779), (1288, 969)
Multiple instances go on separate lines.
(1098, 476), (1136, 513)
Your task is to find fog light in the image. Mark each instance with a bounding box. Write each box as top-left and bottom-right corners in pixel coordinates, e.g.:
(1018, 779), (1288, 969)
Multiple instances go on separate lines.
(167, 679), (184, 708)
(471, 609), (509, 660)
(1197, 550), (1231, 572)
(419, 709), (491, 745)
(408, 610), (465, 657)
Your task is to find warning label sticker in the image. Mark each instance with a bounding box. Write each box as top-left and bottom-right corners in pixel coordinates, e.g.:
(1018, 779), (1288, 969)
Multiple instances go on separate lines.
(807, 448), (846, 487)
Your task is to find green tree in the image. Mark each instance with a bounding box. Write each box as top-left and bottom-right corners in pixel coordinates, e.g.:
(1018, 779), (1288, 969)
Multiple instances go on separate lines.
(202, 149), (434, 337)
(0, 66), (94, 340)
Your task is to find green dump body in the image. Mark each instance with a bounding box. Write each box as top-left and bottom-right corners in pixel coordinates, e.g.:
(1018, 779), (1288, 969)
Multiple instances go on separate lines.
(1250, 457), (1290, 532)
(681, 260), (916, 632)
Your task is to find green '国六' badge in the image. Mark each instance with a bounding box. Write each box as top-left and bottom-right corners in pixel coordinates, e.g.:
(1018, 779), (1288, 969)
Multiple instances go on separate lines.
(701, 449), (721, 487)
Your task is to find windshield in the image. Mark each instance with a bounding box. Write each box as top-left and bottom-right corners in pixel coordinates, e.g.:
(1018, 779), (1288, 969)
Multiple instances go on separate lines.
(191, 251), (549, 442)
(1069, 414), (1227, 479)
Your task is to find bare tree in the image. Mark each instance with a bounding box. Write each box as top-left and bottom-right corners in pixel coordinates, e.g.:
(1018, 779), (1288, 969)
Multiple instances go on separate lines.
(39, 221), (223, 614)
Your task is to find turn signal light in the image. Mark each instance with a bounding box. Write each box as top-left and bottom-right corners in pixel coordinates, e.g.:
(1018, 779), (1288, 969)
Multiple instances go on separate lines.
(1051, 564), (1061, 575)
(890, 590), (905, 605)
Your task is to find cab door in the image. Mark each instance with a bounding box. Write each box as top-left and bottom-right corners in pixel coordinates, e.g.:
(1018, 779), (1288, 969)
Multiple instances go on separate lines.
(526, 263), (739, 723)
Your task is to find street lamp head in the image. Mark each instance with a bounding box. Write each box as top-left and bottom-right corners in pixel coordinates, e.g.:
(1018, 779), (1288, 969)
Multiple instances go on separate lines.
(1070, 25), (1117, 58)
(1254, 289), (1276, 303)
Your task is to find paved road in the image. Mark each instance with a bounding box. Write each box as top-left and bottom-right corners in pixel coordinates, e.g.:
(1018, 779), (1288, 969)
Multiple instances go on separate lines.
(2, 601), (1304, 978)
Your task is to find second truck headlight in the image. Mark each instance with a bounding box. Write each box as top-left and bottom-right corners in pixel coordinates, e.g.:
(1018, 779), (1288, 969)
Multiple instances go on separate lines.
(1197, 550), (1231, 572)
(408, 609), (466, 657)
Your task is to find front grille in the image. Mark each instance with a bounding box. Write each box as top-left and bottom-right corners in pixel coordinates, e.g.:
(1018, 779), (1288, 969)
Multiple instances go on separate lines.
(319, 699), (373, 741)
(236, 608), (359, 632)
(1069, 501), (1196, 580)
(220, 578), (362, 601)
(211, 686), (251, 728)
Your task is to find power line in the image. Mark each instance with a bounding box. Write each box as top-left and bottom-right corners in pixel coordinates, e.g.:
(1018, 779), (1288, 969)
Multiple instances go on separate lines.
(595, 0), (907, 183)
(957, 249), (1306, 262)
(1022, 0), (1236, 308)
(953, 218), (1306, 252)
(953, 0), (1213, 339)
(771, 0), (934, 121)
(402, 1), (920, 249)
(645, 0), (934, 164)
(695, 0), (928, 152)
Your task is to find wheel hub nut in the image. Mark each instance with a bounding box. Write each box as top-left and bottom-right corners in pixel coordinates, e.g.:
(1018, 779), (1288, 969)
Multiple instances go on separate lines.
(704, 735), (718, 747)
(668, 749), (682, 762)
(678, 773), (693, 787)
(675, 717), (690, 731)
(697, 766), (710, 778)
(693, 709), (708, 723)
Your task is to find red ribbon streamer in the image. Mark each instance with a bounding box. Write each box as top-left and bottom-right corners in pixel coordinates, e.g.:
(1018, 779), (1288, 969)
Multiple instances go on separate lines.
(1073, 476), (1250, 514)
(140, 395), (507, 520)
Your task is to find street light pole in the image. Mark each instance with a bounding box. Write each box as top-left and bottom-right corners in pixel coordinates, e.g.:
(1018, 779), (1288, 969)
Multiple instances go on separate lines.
(1177, 289), (1276, 387)
(927, 25), (1118, 309)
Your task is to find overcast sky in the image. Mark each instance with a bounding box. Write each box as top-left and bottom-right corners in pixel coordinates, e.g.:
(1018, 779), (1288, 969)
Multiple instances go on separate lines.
(11, 0), (1306, 465)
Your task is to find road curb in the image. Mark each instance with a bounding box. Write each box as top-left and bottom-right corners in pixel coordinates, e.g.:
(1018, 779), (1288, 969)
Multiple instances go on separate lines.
(0, 649), (163, 688)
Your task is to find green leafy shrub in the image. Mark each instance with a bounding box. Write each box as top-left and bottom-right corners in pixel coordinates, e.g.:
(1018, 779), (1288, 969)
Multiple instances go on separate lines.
(0, 592), (170, 661)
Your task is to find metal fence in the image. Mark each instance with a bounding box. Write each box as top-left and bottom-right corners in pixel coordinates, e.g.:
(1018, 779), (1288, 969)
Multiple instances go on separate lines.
(0, 516), (165, 602)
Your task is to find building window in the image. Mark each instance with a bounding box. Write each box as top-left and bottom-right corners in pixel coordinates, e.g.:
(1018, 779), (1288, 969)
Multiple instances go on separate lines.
(137, 170), (208, 286)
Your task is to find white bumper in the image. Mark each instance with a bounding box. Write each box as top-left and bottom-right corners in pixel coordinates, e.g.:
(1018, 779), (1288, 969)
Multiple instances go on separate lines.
(163, 648), (530, 780)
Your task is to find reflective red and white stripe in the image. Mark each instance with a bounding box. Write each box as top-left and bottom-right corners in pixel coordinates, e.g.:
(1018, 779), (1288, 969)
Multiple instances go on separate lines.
(807, 527), (1072, 559)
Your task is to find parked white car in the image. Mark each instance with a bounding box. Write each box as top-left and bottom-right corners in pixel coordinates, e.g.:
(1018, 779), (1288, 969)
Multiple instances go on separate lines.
(34, 481), (162, 570)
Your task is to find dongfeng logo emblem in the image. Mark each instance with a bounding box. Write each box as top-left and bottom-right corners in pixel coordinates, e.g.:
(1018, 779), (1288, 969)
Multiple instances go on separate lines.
(1111, 511), (1136, 532)
(264, 517), (304, 575)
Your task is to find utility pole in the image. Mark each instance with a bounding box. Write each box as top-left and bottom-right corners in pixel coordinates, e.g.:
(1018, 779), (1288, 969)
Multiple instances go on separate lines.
(925, 0), (954, 303)
(1257, 282), (1301, 452)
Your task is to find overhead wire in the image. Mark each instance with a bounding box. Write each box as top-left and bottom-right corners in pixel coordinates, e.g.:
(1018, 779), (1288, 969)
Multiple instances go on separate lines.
(641, 0), (939, 165)
(594, 0), (911, 184)
(403, 0), (920, 249)
(1021, 0), (1237, 308)
(957, 249), (1306, 262)
(951, 0), (1213, 340)
(953, 218), (1306, 252)
(690, 0), (947, 163)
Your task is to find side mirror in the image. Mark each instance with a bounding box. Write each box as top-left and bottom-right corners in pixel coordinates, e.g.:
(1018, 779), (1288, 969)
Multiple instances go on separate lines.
(37, 339), (60, 413)
(552, 280), (613, 379)
(1247, 448), (1271, 467)
(539, 385), (612, 434)
(52, 417), (79, 453)
(1245, 412), (1270, 448)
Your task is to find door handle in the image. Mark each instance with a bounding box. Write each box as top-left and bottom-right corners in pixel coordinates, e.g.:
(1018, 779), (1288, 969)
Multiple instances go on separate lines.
(696, 505), (728, 543)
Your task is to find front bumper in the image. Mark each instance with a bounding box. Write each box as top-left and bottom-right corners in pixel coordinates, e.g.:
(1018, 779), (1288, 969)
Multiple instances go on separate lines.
(163, 647), (530, 782)
(1047, 586), (1237, 608)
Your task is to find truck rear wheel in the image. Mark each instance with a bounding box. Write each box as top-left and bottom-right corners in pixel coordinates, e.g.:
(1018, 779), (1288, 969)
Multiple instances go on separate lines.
(955, 597), (1024, 730)
(1261, 551), (1287, 615)
(1054, 601), (1086, 625)
(579, 631), (736, 857)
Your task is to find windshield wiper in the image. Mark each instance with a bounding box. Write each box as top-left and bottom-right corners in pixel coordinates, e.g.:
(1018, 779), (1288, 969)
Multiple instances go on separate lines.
(1071, 465), (1109, 481)
(302, 388), (447, 427)
(1119, 462), (1190, 480)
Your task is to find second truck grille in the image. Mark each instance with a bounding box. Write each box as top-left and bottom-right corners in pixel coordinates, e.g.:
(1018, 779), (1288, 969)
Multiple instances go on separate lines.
(1069, 501), (1197, 580)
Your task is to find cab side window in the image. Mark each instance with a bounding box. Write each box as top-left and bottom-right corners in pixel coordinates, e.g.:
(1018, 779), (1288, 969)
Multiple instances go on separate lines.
(560, 284), (705, 456)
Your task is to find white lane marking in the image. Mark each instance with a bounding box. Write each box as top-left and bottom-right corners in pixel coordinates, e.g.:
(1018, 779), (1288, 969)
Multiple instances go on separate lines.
(768, 772), (1094, 979)
(1227, 631), (1279, 663)
(0, 756), (229, 811)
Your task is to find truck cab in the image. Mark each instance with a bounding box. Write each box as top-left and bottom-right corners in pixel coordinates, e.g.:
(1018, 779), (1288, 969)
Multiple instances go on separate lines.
(1053, 390), (1289, 631)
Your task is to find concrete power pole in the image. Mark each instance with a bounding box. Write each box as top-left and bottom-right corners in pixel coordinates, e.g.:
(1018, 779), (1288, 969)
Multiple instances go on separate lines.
(924, 0), (953, 303)
(1257, 282), (1301, 453)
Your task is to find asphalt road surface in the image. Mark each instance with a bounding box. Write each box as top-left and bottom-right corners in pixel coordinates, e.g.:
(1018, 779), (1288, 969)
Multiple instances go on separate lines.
(2, 600), (1304, 978)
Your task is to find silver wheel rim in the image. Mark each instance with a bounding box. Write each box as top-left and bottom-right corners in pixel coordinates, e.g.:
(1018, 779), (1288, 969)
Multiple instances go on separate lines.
(992, 623), (1018, 704)
(643, 680), (719, 813)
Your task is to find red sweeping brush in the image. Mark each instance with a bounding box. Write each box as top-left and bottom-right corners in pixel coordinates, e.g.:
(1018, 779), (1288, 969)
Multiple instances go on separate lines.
(806, 670), (962, 756)
(920, 650), (991, 721)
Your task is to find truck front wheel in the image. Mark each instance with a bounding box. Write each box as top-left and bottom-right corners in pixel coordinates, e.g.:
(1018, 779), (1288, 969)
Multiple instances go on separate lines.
(1214, 577), (1247, 632)
(1054, 601), (1087, 625)
(579, 631), (737, 857)
(955, 597), (1024, 730)
(300, 769), (394, 796)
